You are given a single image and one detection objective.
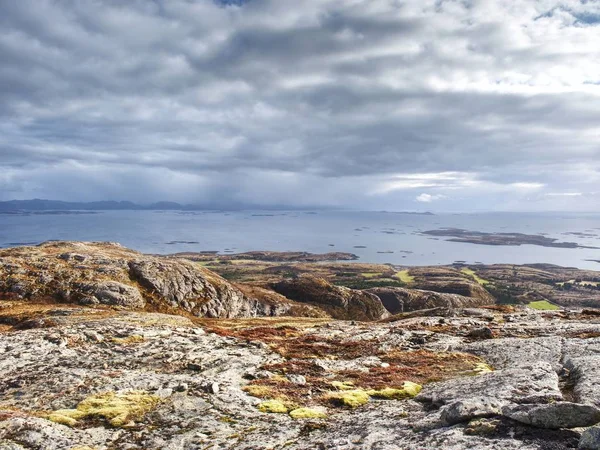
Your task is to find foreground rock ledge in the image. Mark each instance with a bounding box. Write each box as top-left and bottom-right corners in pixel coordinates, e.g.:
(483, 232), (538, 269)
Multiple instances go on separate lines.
(1, 300), (600, 449)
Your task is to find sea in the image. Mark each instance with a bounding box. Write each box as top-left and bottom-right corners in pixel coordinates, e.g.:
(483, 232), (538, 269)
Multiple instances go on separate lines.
(1, 210), (599, 270)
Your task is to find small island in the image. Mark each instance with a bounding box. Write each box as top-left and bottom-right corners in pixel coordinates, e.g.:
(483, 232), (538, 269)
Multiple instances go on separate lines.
(422, 228), (599, 249)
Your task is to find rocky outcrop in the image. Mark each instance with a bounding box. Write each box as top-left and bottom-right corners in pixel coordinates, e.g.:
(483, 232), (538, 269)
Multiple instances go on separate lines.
(271, 276), (390, 321)
(2, 303), (600, 449)
(0, 241), (297, 318)
(366, 287), (492, 314)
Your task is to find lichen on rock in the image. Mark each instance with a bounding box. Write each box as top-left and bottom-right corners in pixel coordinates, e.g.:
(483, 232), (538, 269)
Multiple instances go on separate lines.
(47, 391), (161, 427)
(326, 390), (370, 408)
(367, 381), (422, 400)
(289, 408), (327, 419)
(257, 400), (289, 414)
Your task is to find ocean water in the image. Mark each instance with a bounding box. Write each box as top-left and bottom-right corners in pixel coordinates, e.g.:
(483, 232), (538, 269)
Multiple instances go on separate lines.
(1, 210), (599, 270)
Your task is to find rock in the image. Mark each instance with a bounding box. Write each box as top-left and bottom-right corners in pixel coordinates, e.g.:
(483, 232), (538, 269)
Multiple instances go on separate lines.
(441, 397), (504, 425)
(82, 280), (145, 308)
(286, 374), (307, 385)
(466, 327), (494, 340)
(0, 241), (300, 319)
(564, 355), (600, 407)
(460, 336), (564, 371)
(503, 402), (600, 429)
(580, 426), (600, 449)
(366, 287), (492, 314)
(417, 362), (562, 407)
(271, 276), (390, 321)
(204, 382), (220, 394)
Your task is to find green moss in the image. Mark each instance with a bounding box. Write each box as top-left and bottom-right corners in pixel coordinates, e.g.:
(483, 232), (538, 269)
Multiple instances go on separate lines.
(527, 300), (560, 311)
(326, 389), (370, 408)
(460, 268), (489, 285)
(257, 400), (288, 413)
(367, 381), (422, 399)
(289, 408), (327, 419)
(395, 270), (415, 283)
(47, 391), (161, 427)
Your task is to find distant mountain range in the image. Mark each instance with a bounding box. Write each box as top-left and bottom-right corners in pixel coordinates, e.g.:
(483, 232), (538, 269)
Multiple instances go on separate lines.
(0, 199), (434, 214)
(0, 199), (193, 211)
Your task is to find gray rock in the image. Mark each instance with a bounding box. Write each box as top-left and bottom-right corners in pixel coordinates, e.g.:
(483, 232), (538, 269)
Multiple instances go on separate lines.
(460, 336), (564, 371)
(580, 426), (600, 449)
(441, 397), (505, 425)
(87, 280), (146, 308)
(565, 355), (600, 407)
(286, 374), (307, 385)
(503, 402), (600, 429)
(417, 362), (562, 407)
(466, 327), (494, 340)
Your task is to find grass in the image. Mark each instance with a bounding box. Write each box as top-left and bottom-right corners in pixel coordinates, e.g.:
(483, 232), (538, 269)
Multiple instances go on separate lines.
(395, 270), (415, 283)
(527, 300), (560, 311)
(461, 268), (489, 285)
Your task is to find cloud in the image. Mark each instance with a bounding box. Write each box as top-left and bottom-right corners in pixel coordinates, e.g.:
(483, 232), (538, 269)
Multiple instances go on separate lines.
(416, 193), (444, 203)
(1, 0), (599, 211)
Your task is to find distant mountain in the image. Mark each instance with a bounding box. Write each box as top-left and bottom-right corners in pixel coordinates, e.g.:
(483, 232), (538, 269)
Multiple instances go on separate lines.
(0, 199), (189, 211)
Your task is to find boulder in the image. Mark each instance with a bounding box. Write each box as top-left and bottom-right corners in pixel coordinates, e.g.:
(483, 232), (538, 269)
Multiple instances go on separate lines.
(503, 402), (600, 429)
(440, 397), (504, 425)
(460, 336), (563, 371)
(416, 362), (562, 407)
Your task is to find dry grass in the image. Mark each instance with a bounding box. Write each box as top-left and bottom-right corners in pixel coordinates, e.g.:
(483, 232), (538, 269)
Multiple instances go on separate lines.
(0, 301), (116, 332)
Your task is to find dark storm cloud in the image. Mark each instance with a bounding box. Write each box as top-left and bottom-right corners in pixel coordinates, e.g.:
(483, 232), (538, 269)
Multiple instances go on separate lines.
(1, 0), (599, 210)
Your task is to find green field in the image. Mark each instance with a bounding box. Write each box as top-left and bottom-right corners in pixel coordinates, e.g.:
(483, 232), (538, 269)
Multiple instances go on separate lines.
(395, 270), (415, 283)
(461, 268), (489, 285)
(527, 300), (560, 311)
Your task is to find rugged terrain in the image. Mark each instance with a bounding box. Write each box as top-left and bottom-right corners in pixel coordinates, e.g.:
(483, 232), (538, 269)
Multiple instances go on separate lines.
(2, 242), (600, 449)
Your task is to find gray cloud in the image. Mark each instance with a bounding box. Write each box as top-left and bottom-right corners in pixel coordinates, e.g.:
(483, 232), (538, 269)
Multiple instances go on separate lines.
(1, 0), (599, 211)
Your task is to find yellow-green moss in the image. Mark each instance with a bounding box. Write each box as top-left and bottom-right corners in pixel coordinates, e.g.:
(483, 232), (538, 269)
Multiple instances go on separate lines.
(47, 391), (161, 427)
(289, 408), (327, 419)
(326, 389), (370, 408)
(257, 400), (288, 413)
(330, 381), (355, 391)
(367, 381), (422, 400)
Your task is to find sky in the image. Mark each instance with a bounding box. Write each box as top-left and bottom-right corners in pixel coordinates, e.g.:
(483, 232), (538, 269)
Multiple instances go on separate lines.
(1, 0), (600, 212)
